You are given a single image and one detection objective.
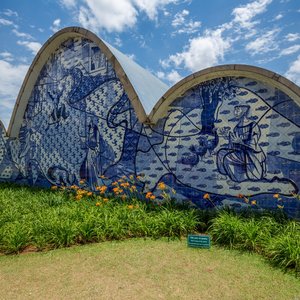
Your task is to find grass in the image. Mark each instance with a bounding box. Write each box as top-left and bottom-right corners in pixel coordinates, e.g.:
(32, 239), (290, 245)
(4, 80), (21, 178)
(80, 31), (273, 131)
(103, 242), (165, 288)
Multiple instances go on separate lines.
(1, 182), (300, 277)
(0, 182), (198, 253)
(0, 239), (299, 300)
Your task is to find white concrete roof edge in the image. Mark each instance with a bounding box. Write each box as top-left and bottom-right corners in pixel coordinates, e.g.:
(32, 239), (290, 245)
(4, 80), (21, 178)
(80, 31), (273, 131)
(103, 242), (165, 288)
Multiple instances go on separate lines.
(7, 26), (168, 137)
(149, 64), (300, 123)
(5, 27), (300, 137)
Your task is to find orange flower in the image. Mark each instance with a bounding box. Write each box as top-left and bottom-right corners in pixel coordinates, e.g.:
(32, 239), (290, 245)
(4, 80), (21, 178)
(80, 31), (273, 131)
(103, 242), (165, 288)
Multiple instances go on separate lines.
(150, 195), (156, 200)
(237, 193), (244, 198)
(100, 186), (107, 193)
(113, 187), (119, 194)
(203, 193), (210, 199)
(96, 185), (107, 194)
(75, 194), (82, 201)
(120, 182), (130, 188)
(130, 185), (137, 192)
(87, 192), (93, 196)
(157, 182), (166, 190)
(51, 185), (58, 190)
(112, 181), (118, 186)
(251, 200), (257, 205)
(95, 202), (101, 206)
(103, 198), (109, 202)
(79, 179), (85, 185)
(273, 194), (280, 199)
(100, 175), (106, 179)
(127, 204), (134, 209)
(145, 192), (152, 199)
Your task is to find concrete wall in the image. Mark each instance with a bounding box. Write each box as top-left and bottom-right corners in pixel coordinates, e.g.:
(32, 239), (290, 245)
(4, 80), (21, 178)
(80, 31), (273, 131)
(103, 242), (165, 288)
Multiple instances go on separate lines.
(1, 33), (300, 217)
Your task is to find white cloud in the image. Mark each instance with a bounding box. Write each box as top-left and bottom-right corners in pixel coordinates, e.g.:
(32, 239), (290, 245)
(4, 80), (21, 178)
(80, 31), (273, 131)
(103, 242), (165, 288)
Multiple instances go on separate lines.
(161, 28), (230, 72)
(0, 60), (29, 127)
(159, 58), (170, 69)
(114, 37), (123, 47)
(176, 21), (201, 35)
(159, 0), (275, 74)
(12, 29), (33, 39)
(64, 0), (177, 33)
(60, 0), (77, 9)
(133, 0), (177, 20)
(157, 69), (182, 84)
(245, 28), (280, 55)
(232, 0), (272, 29)
(17, 41), (42, 55)
(126, 53), (136, 60)
(171, 9), (201, 35)
(286, 33), (300, 42)
(274, 13), (283, 20)
(3, 9), (18, 17)
(0, 52), (13, 62)
(0, 18), (13, 26)
(172, 9), (189, 27)
(50, 18), (61, 32)
(78, 0), (137, 33)
(280, 45), (300, 56)
(285, 55), (300, 85)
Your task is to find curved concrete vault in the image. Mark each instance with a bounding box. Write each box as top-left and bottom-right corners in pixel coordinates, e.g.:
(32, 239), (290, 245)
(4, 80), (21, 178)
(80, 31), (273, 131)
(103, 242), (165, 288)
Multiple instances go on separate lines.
(2, 27), (300, 217)
(8, 27), (300, 137)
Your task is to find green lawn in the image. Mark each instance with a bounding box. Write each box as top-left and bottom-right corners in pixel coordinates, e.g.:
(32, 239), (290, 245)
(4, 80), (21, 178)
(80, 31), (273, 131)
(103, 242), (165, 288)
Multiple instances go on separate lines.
(0, 239), (299, 300)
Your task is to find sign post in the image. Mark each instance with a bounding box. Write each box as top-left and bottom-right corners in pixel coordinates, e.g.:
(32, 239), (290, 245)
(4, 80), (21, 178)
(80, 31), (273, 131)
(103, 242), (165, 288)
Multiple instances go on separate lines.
(187, 234), (211, 249)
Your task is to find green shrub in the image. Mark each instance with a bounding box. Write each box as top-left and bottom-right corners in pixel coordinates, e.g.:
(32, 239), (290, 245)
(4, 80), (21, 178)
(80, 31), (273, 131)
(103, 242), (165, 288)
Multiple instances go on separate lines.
(209, 211), (243, 248)
(1, 221), (31, 253)
(264, 221), (300, 274)
(1, 182), (299, 276)
(209, 211), (300, 275)
(0, 183), (198, 253)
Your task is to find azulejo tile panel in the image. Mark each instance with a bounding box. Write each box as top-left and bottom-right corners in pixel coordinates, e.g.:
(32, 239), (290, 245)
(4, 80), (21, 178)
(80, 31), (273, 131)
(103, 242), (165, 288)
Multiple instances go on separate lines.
(1, 36), (300, 217)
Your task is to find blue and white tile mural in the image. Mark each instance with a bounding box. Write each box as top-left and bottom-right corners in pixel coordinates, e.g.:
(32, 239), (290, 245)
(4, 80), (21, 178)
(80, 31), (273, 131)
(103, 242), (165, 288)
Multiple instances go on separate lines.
(1, 36), (300, 216)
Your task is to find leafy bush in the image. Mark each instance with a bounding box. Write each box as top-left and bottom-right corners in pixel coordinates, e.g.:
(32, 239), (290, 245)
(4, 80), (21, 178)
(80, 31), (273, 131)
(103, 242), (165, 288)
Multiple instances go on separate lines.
(264, 222), (300, 273)
(1, 182), (299, 276)
(0, 183), (197, 253)
(209, 211), (243, 248)
(209, 211), (300, 275)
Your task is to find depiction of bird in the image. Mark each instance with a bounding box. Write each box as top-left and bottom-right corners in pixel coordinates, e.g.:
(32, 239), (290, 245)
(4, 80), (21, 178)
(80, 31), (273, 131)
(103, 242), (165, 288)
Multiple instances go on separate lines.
(179, 136), (208, 169)
(180, 151), (199, 169)
(192, 136), (208, 160)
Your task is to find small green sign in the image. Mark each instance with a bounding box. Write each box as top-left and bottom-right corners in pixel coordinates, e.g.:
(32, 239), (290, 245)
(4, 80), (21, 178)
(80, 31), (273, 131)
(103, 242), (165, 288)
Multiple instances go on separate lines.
(187, 234), (211, 249)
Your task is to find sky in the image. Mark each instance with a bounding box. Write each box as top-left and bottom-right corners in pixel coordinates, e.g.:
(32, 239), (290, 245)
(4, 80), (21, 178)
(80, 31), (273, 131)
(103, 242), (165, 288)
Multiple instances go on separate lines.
(0, 0), (300, 128)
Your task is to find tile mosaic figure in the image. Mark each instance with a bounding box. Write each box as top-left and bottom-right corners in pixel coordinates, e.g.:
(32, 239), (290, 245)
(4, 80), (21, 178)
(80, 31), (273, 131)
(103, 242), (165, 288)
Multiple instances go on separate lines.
(217, 104), (266, 182)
